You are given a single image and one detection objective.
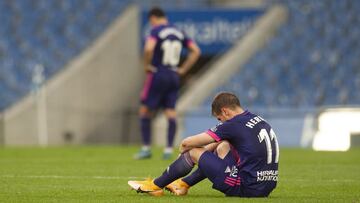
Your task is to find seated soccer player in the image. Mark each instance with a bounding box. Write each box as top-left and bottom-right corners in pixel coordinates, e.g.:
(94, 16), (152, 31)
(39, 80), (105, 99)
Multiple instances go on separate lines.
(128, 92), (279, 197)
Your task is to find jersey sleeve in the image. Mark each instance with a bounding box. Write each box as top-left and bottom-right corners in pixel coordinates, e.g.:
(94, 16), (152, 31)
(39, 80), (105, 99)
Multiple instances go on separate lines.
(182, 32), (194, 48)
(147, 28), (159, 42)
(205, 122), (233, 142)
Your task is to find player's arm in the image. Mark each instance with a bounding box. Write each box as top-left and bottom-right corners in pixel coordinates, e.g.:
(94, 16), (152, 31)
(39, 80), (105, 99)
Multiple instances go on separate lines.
(143, 37), (157, 73)
(203, 142), (220, 152)
(177, 41), (201, 76)
(179, 132), (215, 153)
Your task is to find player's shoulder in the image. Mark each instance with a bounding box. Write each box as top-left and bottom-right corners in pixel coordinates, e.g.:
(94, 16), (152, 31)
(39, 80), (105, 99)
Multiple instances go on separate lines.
(241, 111), (272, 130)
(217, 119), (238, 132)
(149, 25), (162, 36)
(210, 122), (223, 132)
(161, 24), (181, 30)
(231, 110), (264, 128)
(155, 24), (185, 39)
(237, 110), (263, 122)
(150, 24), (174, 32)
(209, 121), (234, 135)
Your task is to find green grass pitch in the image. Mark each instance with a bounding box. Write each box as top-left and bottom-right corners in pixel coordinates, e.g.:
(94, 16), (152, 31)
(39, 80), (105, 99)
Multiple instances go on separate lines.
(0, 146), (359, 202)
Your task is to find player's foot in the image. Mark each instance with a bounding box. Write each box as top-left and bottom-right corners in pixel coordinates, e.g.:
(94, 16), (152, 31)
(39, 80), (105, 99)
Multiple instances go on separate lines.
(128, 178), (164, 196)
(162, 147), (173, 160)
(165, 179), (190, 196)
(134, 149), (151, 160)
(162, 152), (172, 160)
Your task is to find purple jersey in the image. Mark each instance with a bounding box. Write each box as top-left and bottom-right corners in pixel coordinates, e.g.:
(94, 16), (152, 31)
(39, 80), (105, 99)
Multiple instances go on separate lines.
(206, 110), (279, 196)
(141, 24), (192, 109)
(148, 24), (192, 72)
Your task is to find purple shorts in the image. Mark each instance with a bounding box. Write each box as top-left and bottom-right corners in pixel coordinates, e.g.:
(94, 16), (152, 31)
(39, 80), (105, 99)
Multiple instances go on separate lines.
(198, 151), (244, 196)
(140, 71), (179, 110)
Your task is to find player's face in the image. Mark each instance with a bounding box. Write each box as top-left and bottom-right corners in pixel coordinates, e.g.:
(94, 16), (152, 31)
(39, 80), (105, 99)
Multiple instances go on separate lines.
(215, 108), (233, 122)
(149, 16), (157, 27)
(215, 112), (227, 122)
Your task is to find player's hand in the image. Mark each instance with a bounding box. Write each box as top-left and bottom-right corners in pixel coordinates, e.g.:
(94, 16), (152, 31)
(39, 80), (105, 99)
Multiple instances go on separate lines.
(176, 68), (186, 76)
(179, 143), (190, 154)
(145, 65), (156, 73)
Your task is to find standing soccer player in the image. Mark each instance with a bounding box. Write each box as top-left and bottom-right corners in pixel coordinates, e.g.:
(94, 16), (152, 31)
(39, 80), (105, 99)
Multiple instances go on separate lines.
(129, 92), (279, 197)
(135, 7), (201, 159)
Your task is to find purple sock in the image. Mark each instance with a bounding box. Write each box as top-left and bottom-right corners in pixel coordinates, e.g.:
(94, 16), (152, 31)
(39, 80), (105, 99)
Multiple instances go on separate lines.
(167, 118), (176, 148)
(182, 167), (206, 186)
(154, 152), (194, 188)
(140, 117), (151, 146)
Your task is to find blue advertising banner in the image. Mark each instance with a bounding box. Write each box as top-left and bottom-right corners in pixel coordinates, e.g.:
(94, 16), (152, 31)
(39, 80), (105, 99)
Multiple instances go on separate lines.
(141, 8), (264, 55)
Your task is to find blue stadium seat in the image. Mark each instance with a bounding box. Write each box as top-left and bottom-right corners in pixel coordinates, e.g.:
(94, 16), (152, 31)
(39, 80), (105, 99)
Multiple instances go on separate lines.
(0, 0), (137, 111)
(205, 0), (360, 108)
(0, 0), (212, 111)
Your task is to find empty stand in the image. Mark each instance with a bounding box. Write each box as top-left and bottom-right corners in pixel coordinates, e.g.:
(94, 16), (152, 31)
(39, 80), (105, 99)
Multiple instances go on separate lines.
(204, 0), (360, 108)
(0, 0), (130, 110)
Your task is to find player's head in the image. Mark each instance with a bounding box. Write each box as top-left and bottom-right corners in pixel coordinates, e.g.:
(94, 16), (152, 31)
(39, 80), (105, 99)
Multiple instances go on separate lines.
(148, 7), (167, 26)
(211, 92), (242, 122)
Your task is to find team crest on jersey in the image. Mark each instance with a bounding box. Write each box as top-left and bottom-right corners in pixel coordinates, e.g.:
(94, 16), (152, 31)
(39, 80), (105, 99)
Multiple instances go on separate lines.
(210, 122), (223, 132)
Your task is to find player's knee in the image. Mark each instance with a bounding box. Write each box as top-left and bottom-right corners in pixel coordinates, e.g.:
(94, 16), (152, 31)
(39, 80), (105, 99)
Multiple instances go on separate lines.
(188, 148), (206, 164)
(139, 106), (152, 117)
(164, 109), (176, 119)
(216, 141), (231, 159)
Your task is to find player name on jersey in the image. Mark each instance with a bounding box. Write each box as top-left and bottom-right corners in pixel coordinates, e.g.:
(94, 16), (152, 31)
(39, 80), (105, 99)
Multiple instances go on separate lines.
(159, 28), (184, 39)
(245, 116), (266, 129)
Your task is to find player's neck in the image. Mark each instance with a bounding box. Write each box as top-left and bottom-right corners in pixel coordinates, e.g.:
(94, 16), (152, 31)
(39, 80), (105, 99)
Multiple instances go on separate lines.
(225, 108), (245, 120)
(235, 108), (245, 116)
(233, 108), (245, 117)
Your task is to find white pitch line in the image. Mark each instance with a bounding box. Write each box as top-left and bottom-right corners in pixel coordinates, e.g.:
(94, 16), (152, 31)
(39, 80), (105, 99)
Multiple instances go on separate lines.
(278, 178), (356, 183)
(0, 175), (145, 180)
(1, 175), (356, 183)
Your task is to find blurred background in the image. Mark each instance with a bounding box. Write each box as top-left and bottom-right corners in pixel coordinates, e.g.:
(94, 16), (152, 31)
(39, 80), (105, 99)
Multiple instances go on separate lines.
(0, 0), (359, 151)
